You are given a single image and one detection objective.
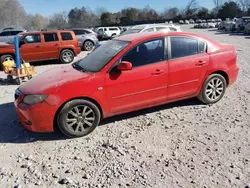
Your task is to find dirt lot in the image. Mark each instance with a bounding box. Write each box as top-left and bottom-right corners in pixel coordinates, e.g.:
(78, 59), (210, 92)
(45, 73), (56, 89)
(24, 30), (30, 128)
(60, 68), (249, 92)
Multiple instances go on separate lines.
(0, 25), (249, 188)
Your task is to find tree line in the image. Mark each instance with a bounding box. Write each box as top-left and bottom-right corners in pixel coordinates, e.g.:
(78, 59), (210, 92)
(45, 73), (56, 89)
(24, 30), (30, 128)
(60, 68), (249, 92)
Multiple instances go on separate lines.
(1, 0), (250, 30)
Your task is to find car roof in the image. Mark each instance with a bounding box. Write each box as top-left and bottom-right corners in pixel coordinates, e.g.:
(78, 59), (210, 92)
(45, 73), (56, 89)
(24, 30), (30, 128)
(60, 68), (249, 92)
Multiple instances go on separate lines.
(115, 31), (209, 43)
(0, 29), (25, 32)
(22, 30), (73, 35)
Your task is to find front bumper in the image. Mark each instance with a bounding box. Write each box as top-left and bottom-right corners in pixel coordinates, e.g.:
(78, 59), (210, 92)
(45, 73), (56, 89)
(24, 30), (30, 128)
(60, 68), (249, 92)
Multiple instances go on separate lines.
(14, 91), (57, 132)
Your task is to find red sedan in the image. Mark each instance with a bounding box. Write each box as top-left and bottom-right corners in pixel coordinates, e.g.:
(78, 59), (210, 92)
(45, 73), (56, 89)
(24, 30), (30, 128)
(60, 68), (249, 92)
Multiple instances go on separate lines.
(14, 31), (239, 137)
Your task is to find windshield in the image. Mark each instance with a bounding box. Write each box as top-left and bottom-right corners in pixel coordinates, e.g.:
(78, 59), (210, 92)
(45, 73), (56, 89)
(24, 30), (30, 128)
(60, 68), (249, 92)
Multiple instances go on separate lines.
(76, 40), (129, 72)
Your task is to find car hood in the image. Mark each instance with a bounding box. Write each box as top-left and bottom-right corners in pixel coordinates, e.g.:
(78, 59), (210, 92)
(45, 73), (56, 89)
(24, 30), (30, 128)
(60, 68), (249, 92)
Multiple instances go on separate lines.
(19, 64), (95, 95)
(0, 43), (14, 48)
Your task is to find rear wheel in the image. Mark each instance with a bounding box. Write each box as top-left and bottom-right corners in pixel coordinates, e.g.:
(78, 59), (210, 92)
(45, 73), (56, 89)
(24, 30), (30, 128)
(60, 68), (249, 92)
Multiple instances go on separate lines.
(83, 40), (94, 51)
(57, 99), (101, 137)
(198, 74), (227, 104)
(60, 49), (74, 64)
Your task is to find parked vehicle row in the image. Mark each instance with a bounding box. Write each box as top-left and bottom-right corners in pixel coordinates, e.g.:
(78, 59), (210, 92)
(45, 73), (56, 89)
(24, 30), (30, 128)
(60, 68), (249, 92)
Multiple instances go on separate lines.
(194, 19), (222, 28)
(217, 17), (250, 34)
(94, 23), (182, 49)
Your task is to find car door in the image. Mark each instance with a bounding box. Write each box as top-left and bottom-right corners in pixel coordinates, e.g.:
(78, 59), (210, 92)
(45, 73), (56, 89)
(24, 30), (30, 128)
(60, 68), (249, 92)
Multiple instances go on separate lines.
(105, 38), (168, 114)
(166, 36), (209, 100)
(19, 33), (44, 61)
(41, 33), (60, 59)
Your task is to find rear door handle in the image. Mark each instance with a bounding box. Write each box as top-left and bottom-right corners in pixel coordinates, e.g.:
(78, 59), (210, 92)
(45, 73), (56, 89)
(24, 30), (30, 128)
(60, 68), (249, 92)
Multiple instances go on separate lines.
(152, 69), (165, 75)
(195, 60), (207, 66)
(54, 43), (59, 46)
(35, 45), (40, 48)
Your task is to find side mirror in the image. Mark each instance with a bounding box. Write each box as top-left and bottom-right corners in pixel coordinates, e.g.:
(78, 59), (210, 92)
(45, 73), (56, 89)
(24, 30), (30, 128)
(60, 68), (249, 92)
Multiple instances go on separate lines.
(117, 61), (132, 71)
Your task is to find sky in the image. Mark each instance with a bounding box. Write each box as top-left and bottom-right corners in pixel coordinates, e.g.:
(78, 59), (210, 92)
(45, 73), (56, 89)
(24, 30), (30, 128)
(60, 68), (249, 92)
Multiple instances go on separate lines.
(19, 0), (214, 17)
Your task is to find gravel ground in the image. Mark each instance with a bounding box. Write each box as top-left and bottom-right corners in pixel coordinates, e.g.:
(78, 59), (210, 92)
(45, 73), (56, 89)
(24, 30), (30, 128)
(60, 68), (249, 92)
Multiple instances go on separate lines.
(0, 25), (249, 188)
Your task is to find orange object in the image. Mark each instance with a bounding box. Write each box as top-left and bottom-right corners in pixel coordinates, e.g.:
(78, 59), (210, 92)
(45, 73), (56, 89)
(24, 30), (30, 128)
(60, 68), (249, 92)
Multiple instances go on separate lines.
(3, 60), (35, 78)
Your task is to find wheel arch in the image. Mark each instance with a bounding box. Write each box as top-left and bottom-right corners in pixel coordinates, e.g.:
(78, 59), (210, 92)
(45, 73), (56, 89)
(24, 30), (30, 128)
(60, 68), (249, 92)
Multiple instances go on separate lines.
(83, 39), (94, 46)
(209, 70), (229, 86)
(60, 48), (76, 56)
(53, 96), (103, 131)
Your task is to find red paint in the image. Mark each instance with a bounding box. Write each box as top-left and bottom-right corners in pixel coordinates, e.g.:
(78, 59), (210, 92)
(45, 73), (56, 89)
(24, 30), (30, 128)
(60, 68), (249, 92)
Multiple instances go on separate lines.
(15, 32), (239, 133)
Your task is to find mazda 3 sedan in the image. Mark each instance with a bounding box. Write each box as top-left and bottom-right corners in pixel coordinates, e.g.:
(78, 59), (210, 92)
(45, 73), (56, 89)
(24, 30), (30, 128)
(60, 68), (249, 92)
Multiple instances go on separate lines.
(14, 31), (239, 137)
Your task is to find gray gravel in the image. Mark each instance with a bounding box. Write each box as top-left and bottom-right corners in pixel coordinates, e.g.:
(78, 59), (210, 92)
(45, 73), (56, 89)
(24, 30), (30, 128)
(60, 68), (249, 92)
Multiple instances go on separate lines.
(0, 25), (250, 188)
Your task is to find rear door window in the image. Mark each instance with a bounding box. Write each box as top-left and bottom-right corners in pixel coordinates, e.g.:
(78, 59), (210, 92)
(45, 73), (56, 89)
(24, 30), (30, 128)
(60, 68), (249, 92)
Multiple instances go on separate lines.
(73, 30), (86, 35)
(44, 33), (59, 42)
(170, 37), (200, 59)
(60, 32), (73, 41)
(83, 29), (91, 34)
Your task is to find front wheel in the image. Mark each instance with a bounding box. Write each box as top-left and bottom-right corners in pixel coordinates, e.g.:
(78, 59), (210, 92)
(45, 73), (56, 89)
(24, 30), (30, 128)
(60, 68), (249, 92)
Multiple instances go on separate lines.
(60, 49), (74, 64)
(57, 99), (101, 137)
(198, 74), (227, 104)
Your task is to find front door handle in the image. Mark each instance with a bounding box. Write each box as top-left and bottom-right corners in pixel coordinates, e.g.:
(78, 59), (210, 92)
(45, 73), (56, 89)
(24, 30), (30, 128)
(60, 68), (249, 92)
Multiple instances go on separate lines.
(152, 69), (164, 75)
(35, 45), (40, 48)
(54, 43), (59, 46)
(195, 60), (207, 66)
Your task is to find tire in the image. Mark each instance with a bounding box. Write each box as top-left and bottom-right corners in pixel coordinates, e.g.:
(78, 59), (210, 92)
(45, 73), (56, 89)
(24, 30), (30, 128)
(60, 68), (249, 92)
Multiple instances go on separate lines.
(111, 34), (117, 38)
(60, 49), (74, 64)
(57, 99), (101, 138)
(83, 40), (94, 51)
(198, 74), (227, 104)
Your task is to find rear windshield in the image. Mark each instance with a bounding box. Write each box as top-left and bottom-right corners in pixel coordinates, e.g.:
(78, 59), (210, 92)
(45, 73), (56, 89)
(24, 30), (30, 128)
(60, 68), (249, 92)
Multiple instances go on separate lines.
(61, 32), (73, 40)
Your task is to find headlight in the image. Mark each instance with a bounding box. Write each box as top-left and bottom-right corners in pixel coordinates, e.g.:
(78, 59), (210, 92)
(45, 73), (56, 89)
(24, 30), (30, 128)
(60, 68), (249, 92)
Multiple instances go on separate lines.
(22, 95), (47, 105)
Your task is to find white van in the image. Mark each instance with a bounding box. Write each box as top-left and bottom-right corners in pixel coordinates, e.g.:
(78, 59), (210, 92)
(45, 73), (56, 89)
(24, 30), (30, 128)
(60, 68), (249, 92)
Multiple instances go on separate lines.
(94, 27), (121, 38)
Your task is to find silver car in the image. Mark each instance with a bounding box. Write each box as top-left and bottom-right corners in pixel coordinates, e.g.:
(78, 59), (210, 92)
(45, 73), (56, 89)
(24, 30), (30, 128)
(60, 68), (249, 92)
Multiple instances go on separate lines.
(71, 28), (98, 51)
(0, 29), (25, 43)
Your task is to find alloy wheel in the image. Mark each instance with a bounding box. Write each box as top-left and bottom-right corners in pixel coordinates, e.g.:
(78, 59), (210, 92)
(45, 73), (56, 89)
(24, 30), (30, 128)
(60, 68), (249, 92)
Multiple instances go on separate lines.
(66, 105), (95, 133)
(62, 52), (73, 63)
(205, 78), (224, 101)
(84, 41), (94, 51)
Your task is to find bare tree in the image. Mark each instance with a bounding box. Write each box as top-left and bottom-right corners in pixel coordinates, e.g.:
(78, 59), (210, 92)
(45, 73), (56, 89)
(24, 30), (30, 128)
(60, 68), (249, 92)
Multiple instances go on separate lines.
(95, 6), (107, 18)
(186, 0), (198, 10)
(0, 0), (26, 28)
(213, 0), (224, 13)
(237, 0), (250, 12)
(24, 14), (49, 31)
(47, 12), (69, 29)
(185, 0), (199, 18)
